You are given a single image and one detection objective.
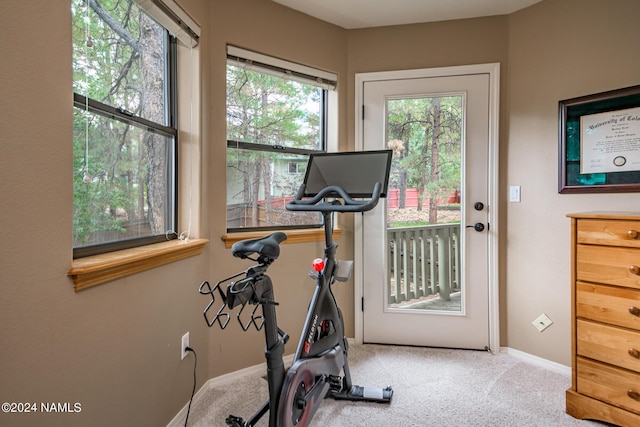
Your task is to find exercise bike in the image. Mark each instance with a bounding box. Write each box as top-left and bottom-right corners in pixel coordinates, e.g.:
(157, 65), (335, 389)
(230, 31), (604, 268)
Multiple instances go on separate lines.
(199, 150), (394, 427)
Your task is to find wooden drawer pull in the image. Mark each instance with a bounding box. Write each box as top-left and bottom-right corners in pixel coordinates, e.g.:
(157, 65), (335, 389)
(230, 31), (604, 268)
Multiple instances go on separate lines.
(630, 348), (640, 358)
(629, 265), (640, 275)
(628, 390), (640, 401)
(629, 230), (639, 239)
(630, 306), (640, 316)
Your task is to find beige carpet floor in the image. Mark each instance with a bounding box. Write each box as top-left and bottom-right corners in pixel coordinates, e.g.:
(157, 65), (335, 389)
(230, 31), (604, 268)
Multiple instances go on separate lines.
(187, 344), (607, 427)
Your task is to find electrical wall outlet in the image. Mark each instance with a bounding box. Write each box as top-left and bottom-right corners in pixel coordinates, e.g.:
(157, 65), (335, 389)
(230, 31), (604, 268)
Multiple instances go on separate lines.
(532, 314), (553, 332)
(181, 332), (189, 360)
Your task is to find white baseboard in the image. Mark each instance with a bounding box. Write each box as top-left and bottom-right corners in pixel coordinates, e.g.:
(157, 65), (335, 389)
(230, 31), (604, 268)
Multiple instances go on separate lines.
(501, 347), (571, 375)
(167, 353), (295, 427)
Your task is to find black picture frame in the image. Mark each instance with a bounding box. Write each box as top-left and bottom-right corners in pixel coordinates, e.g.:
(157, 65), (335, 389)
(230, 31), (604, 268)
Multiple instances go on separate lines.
(558, 84), (640, 193)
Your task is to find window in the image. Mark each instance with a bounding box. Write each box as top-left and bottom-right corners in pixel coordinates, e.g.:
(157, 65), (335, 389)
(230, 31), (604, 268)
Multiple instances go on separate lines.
(226, 47), (337, 231)
(72, 0), (192, 258)
(288, 161), (305, 174)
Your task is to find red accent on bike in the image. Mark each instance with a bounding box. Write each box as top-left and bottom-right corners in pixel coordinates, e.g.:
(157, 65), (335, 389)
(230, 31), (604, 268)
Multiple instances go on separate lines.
(312, 258), (324, 272)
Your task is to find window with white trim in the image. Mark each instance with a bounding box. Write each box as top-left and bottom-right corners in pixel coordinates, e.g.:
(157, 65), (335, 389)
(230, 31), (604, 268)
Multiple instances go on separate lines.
(226, 47), (337, 231)
(71, 0), (199, 258)
(288, 161), (305, 174)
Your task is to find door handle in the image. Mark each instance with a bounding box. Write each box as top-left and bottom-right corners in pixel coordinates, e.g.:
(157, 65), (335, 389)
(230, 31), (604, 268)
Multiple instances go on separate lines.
(466, 223), (485, 232)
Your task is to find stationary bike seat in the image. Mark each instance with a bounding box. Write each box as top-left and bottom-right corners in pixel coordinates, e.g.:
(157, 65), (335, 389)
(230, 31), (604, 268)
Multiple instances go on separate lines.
(231, 232), (287, 260)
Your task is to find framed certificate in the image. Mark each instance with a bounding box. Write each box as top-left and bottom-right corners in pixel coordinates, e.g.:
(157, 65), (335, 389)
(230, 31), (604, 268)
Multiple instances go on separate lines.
(559, 85), (640, 193)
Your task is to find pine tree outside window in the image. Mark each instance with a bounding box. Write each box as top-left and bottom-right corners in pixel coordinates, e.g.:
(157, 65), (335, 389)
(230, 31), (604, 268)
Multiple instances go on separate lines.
(72, 0), (178, 258)
(226, 47), (337, 231)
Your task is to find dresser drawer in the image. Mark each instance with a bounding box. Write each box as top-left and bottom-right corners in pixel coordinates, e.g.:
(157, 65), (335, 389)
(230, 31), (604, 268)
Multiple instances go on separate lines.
(578, 219), (640, 248)
(577, 357), (640, 415)
(577, 319), (640, 373)
(577, 282), (640, 331)
(577, 245), (640, 289)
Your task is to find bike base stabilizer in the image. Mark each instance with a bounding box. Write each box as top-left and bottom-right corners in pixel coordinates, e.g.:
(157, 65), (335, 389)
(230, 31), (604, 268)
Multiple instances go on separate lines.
(329, 385), (393, 403)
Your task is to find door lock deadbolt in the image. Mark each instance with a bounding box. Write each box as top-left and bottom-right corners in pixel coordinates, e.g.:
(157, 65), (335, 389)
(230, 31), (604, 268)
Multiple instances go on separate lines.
(474, 202), (484, 211)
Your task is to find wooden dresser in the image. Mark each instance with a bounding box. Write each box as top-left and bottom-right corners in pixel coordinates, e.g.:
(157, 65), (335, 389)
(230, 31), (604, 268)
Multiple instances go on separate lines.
(566, 212), (640, 426)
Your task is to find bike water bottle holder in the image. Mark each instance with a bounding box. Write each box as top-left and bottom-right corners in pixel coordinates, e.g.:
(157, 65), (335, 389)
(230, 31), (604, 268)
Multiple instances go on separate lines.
(199, 277), (268, 332)
(335, 260), (353, 282)
(199, 280), (231, 329)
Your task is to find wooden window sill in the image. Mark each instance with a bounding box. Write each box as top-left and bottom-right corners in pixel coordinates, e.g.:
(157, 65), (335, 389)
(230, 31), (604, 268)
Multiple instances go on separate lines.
(221, 228), (341, 248)
(68, 238), (209, 291)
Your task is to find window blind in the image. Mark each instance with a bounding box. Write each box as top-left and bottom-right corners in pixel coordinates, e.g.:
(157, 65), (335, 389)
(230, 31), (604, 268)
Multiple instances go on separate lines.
(227, 45), (337, 90)
(134, 0), (200, 47)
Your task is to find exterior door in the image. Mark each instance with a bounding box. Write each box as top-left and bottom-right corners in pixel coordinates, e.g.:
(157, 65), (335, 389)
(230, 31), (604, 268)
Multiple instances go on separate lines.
(355, 65), (499, 351)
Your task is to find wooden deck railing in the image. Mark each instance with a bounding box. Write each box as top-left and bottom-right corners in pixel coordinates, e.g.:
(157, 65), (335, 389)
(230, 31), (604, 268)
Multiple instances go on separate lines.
(387, 224), (460, 304)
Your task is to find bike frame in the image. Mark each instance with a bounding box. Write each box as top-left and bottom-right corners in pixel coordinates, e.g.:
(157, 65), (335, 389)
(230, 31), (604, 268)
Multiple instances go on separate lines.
(245, 211), (353, 426)
(292, 210), (353, 382)
(200, 165), (394, 426)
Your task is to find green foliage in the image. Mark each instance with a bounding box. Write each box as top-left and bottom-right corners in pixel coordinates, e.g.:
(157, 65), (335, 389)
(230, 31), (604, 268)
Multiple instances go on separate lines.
(226, 64), (322, 149)
(387, 95), (462, 217)
(72, 0), (145, 110)
(389, 221), (432, 228)
(225, 63), (325, 227)
(72, 0), (168, 247)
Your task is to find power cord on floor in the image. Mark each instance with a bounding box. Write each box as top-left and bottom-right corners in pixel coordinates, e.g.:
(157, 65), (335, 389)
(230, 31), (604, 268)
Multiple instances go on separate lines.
(184, 347), (197, 427)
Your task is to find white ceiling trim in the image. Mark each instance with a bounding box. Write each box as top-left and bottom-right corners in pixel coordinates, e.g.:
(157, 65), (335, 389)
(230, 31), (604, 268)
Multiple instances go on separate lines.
(271, 0), (542, 29)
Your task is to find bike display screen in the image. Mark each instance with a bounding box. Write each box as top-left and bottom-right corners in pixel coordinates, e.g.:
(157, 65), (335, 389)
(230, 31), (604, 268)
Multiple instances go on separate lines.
(302, 150), (392, 198)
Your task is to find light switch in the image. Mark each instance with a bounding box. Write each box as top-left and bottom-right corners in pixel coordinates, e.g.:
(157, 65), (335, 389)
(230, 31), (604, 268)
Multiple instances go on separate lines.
(509, 185), (521, 203)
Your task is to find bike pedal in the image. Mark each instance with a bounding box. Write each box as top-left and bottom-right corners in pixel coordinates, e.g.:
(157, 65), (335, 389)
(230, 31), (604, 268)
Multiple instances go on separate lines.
(327, 374), (343, 392)
(225, 415), (245, 426)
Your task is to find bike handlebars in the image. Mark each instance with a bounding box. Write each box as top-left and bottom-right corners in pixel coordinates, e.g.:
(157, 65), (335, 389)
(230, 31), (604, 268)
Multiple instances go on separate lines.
(286, 182), (382, 213)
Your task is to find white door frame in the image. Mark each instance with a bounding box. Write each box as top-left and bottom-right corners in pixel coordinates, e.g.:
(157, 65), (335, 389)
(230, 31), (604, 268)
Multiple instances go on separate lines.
(353, 63), (500, 353)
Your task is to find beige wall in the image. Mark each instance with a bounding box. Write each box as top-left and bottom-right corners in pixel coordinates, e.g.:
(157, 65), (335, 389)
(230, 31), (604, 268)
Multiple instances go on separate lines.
(505, 0), (640, 364)
(205, 0), (349, 378)
(0, 1), (213, 426)
(347, 0), (640, 366)
(1, 0), (346, 426)
(1, 0), (640, 425)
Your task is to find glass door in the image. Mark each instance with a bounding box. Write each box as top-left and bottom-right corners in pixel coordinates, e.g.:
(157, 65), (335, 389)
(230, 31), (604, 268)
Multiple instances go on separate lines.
(360, 71), (494, 350)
